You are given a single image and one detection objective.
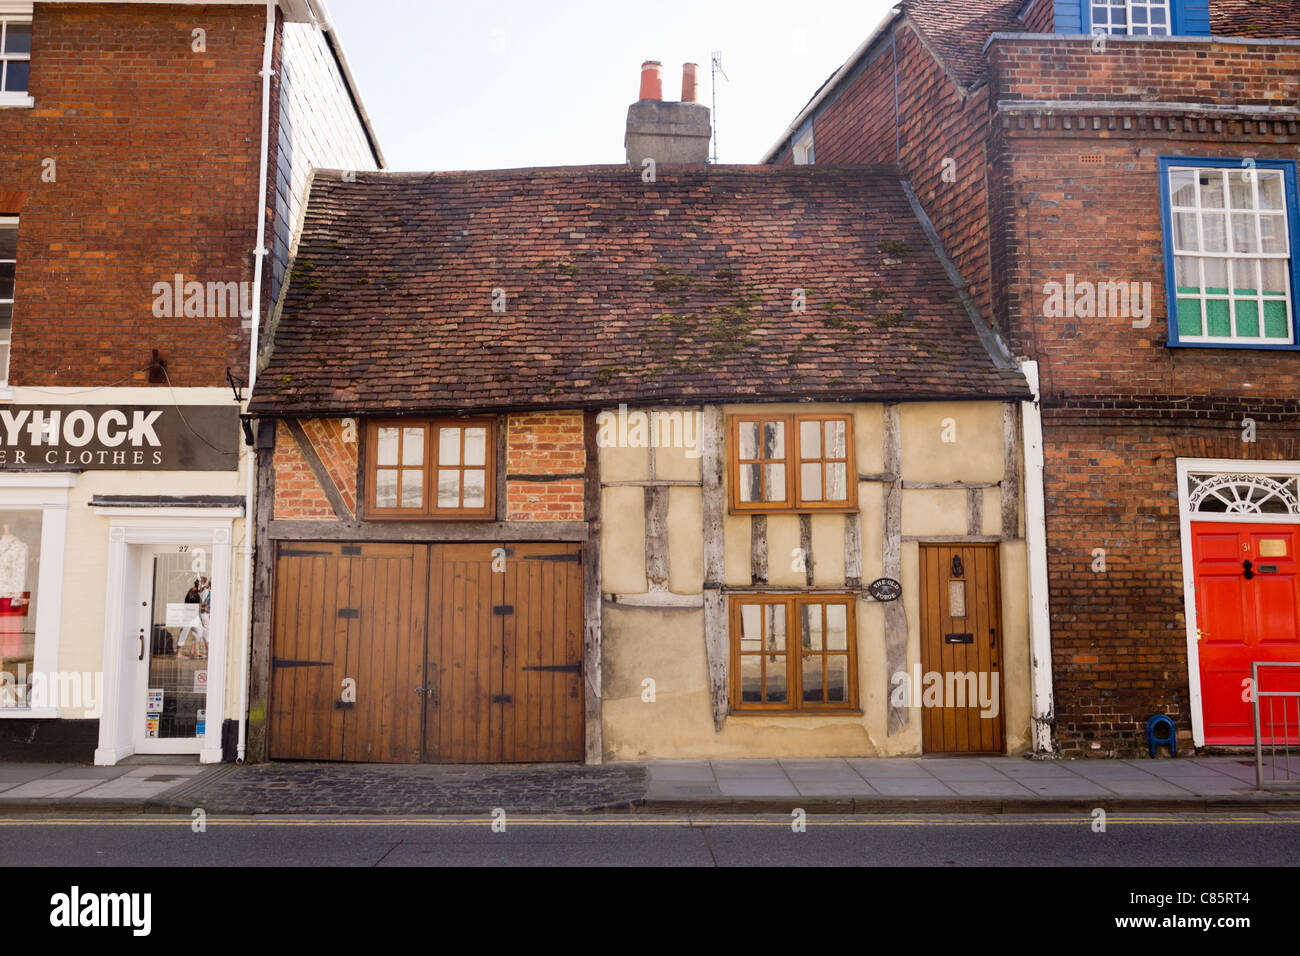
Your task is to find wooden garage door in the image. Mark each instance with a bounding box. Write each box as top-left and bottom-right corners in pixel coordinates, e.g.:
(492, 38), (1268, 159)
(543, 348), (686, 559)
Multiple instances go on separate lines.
(269, 543), (428, 763)
(425, 543), (584, 763)
(270, 541), (583, 764)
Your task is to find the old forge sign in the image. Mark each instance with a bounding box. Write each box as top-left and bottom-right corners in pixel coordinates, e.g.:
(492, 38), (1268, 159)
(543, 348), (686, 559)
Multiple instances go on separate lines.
(0, 405), (238, 471)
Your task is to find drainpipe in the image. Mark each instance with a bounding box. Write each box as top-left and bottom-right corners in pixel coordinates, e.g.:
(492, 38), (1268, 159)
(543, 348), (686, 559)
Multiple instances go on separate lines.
(1021, 360), (1055, 754)
(236, 0), (276, 763)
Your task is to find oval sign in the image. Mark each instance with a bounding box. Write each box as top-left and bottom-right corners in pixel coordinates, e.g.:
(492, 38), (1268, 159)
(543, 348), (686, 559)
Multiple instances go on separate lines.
(868, 577), (902, 602)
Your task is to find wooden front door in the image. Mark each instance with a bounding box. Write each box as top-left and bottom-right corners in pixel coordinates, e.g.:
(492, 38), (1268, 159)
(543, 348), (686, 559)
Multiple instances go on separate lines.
(270, 541), (583, 764)
(424, 543), (584, 763)
(1192, 522), (1300, 745)
(269, 543), (428, 763)
(919, 544), (1006, 754)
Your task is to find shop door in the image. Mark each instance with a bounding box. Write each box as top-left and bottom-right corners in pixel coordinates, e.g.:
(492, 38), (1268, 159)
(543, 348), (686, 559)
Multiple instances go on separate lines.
(919, 544), (1006, 754)
(1192, 522), (1300, 745)
(269, 543), (427, 762)
(134, 545), (215, 753)
(424, 543), (584, 763)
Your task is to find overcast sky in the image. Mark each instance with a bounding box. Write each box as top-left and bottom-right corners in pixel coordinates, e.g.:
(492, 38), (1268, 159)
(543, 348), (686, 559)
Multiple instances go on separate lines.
(326, 0), (900, 171)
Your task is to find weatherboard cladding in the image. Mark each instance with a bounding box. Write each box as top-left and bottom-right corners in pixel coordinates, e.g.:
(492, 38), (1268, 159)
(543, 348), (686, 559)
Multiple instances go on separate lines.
(249, 166), (1028, 416)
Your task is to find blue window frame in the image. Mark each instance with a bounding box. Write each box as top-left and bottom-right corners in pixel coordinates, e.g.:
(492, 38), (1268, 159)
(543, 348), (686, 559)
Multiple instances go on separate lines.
(1055, 0), (1210, 35)
(1158, 157), (1300, 350)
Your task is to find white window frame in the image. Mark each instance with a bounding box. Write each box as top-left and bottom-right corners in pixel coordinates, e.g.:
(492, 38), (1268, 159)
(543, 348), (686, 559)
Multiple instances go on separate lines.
(792, 127), (815, 166)
(1168, 165), (1294, 346)
(1176, 458), (1300, 748)
(0, 473), (74, 720)
(1091, 0), (1171, 35)
(0, 8), (32, 108)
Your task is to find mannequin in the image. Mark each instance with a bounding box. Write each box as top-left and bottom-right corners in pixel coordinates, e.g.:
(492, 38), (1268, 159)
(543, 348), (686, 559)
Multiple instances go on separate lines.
(0, 523), (28, 661)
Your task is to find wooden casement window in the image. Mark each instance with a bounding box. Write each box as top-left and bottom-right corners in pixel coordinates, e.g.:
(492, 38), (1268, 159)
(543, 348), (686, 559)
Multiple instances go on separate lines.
(730, 594), (858, 713)
(364, 419), (495, 519)
(728, 413), (856, 513)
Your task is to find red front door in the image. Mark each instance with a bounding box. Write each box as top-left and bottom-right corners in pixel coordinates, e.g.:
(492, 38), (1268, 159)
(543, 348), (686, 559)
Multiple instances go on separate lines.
(1191, 522), (1300, 745)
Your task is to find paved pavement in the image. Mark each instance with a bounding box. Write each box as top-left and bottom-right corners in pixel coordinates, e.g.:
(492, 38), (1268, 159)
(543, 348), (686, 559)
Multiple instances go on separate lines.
(0, 755), (1296, 815)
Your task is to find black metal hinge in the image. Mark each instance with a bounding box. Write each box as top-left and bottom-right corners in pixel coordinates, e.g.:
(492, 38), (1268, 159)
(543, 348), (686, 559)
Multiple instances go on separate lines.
(522, 663), (581, 673)
(493, 605), (514, 616)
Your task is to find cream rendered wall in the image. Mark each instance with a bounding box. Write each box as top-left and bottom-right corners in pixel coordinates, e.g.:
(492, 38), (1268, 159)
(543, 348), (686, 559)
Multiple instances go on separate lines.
(599, 400), (1033, 759)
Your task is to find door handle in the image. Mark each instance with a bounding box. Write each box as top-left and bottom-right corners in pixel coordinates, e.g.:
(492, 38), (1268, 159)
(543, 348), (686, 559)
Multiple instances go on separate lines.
(1243, 560), (1255, 580)
(138, 629), (145, 661)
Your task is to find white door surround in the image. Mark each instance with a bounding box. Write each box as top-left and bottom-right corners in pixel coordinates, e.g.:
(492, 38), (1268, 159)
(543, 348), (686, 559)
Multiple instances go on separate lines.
(94, 508), (240, 766)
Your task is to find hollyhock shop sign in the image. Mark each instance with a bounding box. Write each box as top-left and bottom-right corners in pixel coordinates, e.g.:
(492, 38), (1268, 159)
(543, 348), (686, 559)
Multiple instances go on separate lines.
(0, 405), (238, 471)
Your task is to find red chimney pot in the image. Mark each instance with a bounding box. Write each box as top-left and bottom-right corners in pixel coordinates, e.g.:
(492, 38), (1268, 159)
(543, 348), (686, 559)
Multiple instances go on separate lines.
(639, 60), (663, 101)
(681, 63), (700, 104)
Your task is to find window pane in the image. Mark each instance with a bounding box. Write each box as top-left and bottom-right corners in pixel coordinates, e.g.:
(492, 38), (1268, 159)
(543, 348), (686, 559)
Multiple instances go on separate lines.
(1261, 258), (1288, 296)
(1234, 298), (1260, 338)
(826, 463), (848, 501)
(0, 509), (43, 701)
(739, 463), (760, 503)
(764, 463), (786, 501)
(374, 469), (398, 508)
(825, 419), (846, 459)
(1174, 256), (1199, 292)
(1199, 170), (1225, 208)
(1172, 212), (1198, 252)
(1229, 175), (1255, 211)
(1230, 213), (1258, 254)
(738, 421), (759, 460)
(463, 469), (486, 508)
(401, 427), (424, 466)
(1203, 257), (1227, 294)
(826, 655), (849, 703)
(1263, 300), (1290, 338)
(436, 469), (460, 507)
(1201, 213), (1226, 252)
(799, 419), (820, 460)
(765, 665), (787, 703)
(464, 427), (487, 466)
(1259, 173), (1284, 211)
(0, 261), (12, 300)
(802, 656), (823, 703)
(3, 60), (27, 93)
(826, 604), (848, 650)
(400, 470), (422, 509)
(740, 655), (762, 703)
(740, 604), (762, 652)
(438, 427), (460, 466)
(802, 604), (822, 651)
(1259, 215), (1287, 255)
(4, 23), (30, 55)
(762, 421), (784, 459)
(376, 428), (399, 466)
(1206, 298), (1231, 337)
(1176, 298), (1203, 337)
(0, 225), (15, 260)
(765, 603), (787, 653)
(800, 462), (823, 501)
(1170, 169), (1197, 207)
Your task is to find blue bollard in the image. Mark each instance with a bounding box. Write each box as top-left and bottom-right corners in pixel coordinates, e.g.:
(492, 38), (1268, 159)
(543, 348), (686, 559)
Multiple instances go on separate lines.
(1146, 714), (1177, 758)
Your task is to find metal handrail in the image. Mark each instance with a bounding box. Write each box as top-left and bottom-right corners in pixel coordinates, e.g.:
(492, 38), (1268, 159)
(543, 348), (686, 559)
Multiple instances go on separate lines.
(1252, 661), (1300, 790)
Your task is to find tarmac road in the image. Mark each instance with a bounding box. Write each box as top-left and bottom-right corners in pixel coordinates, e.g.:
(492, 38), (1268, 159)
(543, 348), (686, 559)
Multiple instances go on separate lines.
(2, 812), (1298, 867)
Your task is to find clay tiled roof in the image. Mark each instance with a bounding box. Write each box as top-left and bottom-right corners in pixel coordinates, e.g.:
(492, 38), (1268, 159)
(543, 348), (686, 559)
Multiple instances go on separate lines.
(250, 166), (1027, 416)
(1212, 0), (1300, 37)
(900, 0), (1025, 87)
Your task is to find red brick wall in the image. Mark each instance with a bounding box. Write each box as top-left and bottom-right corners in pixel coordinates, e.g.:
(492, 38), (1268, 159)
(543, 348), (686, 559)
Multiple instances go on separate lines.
(506, 411), (585, 521)
(989, 37), (1300, 106)
(272, 422), (334, 519)
(1043, 422), (1300, 754)
(1, 4), (266, 386)
(300, 417), (357, 515)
